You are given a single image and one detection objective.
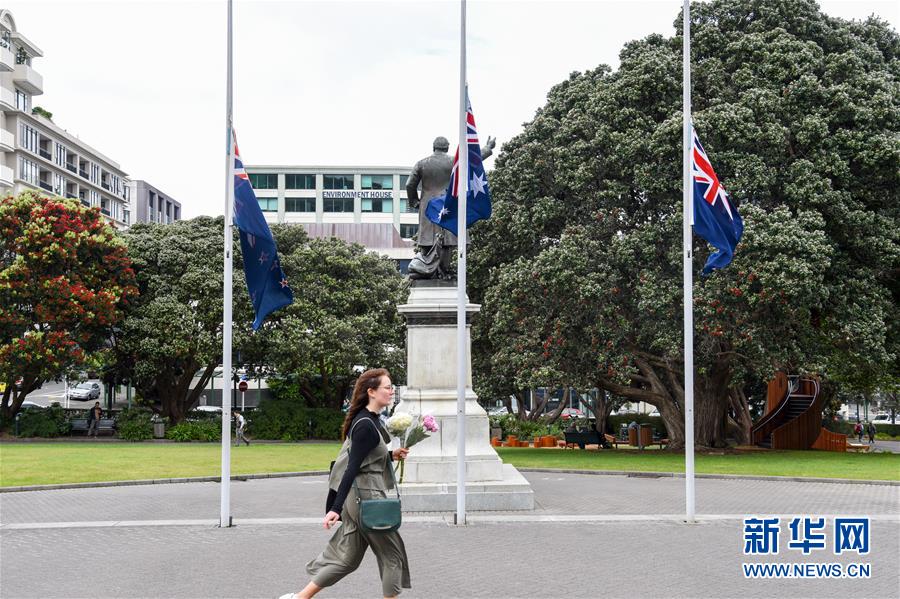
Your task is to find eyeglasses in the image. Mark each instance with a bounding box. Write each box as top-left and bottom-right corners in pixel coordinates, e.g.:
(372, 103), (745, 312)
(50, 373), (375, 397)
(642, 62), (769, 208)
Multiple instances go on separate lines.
(378, 385), (394, 391)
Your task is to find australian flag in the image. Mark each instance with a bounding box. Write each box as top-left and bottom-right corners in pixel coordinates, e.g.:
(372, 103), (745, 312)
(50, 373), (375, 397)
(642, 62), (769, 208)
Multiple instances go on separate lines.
(692, 129), (743, 275)
(232, 131), (293, 329)
(425, 91), (491, 236)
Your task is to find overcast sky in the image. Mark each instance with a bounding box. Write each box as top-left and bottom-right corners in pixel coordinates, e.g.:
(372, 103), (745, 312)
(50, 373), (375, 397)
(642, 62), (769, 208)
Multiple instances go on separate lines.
(6, 0), (898, 218)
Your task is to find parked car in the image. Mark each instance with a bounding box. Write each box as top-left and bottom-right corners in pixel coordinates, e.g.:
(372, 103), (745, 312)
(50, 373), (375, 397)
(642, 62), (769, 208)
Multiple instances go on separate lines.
(872, 414), (894, 424)
(67, 382), (101, 401)
(20, 400), (44, 409)
(559, 408), (585, 419)
(191, 405), (223, 414)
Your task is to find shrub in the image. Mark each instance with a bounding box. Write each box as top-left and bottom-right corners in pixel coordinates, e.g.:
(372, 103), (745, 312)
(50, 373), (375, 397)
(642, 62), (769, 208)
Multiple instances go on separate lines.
(488, 414), (563, 440)
(166, 420), (221, 442)
(251, 398), (343, 441)
(16, 404), (69, 437)
(116, 407), (154, 441)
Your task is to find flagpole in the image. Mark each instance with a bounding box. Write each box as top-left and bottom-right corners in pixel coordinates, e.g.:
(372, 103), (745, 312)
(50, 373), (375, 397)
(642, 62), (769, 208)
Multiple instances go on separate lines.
(220, 0), (234, 529)
(682, 0), (695, 523)
(455, 0), (469, 527)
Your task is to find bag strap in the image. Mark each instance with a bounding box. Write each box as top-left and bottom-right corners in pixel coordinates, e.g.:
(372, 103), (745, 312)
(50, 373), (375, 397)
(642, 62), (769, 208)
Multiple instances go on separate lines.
(349, 417), (401, 499)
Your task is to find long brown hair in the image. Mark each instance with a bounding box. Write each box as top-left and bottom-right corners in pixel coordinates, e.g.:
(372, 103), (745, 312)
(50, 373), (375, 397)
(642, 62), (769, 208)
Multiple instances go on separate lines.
(341, 368), (390, 440)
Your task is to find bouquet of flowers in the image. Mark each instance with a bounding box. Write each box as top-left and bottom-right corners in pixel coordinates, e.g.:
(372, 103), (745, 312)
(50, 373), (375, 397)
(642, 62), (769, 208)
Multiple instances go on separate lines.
(385, 412), (439, 483)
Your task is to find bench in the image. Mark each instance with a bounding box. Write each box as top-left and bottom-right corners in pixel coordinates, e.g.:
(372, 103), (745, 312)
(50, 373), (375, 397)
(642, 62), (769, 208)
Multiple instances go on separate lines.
(564, 430), (602, 450)
(846, 442), (871, 453)
(70, 418), (116, 436)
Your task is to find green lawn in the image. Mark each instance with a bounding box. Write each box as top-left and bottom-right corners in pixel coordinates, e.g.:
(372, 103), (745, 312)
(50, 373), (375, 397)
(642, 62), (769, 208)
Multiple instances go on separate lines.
(0, 443), (897, 487)
(0, 443), (341, 487)
(497, 448), (900, 481)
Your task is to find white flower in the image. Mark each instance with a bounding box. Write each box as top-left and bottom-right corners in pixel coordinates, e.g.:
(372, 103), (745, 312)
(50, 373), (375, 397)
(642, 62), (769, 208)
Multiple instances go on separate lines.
(387, 412), (413, 435)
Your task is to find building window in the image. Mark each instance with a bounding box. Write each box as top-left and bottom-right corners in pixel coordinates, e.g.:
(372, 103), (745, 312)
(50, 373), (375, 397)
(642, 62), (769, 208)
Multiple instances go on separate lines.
(19, 123), (38, 152)
(361, 174), (393, 190)
(400, 224), (419, 239)
(55, 143), (67, 167)
(285, 174), (315, 189)
(285, 197), (315, 212)
(14, 46), (27, 65)
(18, 156), (39, 185)
(361, 198), (393, 213)
(257, 197), (278, 212)
(399, 199), (419, 213)
(15, 89), (29, 113)
(323, 174), (354, 190)
(400, 174), (409, 188)
(323, 197), (354, 212)
(248, 173), (277, 189)
(173, 206), (180, 220)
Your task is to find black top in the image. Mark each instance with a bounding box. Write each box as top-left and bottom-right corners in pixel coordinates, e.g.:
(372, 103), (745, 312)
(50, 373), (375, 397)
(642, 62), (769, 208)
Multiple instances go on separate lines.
(327, 409), (391, 515)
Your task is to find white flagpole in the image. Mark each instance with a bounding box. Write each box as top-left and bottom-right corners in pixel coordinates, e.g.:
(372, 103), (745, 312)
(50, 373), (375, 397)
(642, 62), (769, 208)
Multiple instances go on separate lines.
(682, 0), (695, 523)
(220, 0), (234, 528)
(455, 0), (469, 527)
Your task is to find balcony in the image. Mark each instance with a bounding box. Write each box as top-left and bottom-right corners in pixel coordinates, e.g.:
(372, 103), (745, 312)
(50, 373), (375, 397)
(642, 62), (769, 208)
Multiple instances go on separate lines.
(38, 181), (53, 192)
(101, 181), (110, 191)
(0, 87), (14, 111)
(79, 168), (89, 179)
(66, 163), (77, 174)
(0, 45), (13, 72)
(0, 164), (13, 187)
(0, 129), (13, 152)
(65, 192), (77, 199)
(13, 64), (43, 96)
(39, 149), (51, 161)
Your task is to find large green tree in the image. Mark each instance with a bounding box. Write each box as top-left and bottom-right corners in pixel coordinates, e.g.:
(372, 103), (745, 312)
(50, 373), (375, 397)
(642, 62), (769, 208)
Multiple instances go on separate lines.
(117, 219), (405, 420)
(259, 237), (407, 410)
(115, 217), (228, 423)
(0, 192), (137, 424)
(470, 0), (898, 448)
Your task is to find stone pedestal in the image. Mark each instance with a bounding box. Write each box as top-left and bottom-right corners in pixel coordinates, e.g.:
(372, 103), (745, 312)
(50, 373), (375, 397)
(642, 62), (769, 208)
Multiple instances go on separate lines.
(396, 280), (533, 511)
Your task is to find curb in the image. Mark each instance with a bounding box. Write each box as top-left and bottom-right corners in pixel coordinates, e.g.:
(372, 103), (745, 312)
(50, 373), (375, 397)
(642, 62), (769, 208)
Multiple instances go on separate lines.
(517, 468), (900, 486)
(2, 468), (897, 493)
(0, 470), (330, 493)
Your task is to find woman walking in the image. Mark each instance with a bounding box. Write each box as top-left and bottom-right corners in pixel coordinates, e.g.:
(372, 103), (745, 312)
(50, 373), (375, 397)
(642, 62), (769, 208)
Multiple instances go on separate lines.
(280, 368), (411, 599)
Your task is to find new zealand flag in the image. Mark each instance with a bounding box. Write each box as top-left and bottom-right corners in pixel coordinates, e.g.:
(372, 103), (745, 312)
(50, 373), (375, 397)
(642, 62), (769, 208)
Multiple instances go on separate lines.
(692, 129), (743, 274)
(232, 131), (293, 329)
(425, 91), (491, 236)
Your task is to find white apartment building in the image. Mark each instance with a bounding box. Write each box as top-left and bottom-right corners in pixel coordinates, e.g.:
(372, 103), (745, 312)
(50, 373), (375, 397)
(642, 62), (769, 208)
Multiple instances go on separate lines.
(0, 9), (130, 228)
(244, 165), (418, 262)
(126, 179), (181, 225)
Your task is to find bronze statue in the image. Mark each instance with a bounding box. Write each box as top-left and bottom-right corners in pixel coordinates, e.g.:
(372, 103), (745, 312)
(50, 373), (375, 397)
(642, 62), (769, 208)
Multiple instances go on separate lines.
(406, 135), (495, 279)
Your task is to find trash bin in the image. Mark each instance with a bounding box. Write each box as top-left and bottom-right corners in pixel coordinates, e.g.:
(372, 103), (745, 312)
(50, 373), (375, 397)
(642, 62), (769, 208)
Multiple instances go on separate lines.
(627, 421), (639, 446)
(639, 423), (653, 448)
(153, 420), (165, 439)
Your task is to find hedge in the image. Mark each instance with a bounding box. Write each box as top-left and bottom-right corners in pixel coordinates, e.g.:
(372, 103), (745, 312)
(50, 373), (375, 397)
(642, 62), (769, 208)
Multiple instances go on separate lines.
(250, 398), (344, 441)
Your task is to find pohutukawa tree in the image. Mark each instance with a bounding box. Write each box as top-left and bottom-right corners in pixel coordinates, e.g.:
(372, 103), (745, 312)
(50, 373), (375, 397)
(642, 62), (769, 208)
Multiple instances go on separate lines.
(469, 0), (898, 448)
(114, 217), (234, 424)
(0, 192), (137, 424)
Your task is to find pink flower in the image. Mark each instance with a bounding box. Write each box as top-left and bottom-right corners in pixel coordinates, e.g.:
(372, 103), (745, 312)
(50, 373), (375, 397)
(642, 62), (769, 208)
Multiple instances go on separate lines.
(422, 414), (438, 433)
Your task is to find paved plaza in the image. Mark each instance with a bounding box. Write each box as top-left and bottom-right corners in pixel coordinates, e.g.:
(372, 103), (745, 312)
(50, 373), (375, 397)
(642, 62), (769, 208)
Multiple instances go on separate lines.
(1, 472), (898, 598)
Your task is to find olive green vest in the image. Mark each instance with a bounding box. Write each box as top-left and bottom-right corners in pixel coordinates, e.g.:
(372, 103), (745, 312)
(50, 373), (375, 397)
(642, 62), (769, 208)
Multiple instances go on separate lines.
(329, 416), (394, 492)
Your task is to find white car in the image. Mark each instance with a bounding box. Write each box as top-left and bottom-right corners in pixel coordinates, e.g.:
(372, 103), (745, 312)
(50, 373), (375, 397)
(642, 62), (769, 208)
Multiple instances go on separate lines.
(872, 414), (894, 424)
(67, 382), (101, 401)
(192, 405), (223, 413)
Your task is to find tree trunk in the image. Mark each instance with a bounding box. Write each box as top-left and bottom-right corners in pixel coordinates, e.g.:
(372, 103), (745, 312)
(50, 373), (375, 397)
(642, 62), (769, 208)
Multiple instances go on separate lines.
(528, 389), (552, 421)
(586, 392), (613, 435)
(692, 373), (731, 448)
(544, 388), (570, 424)
(728, 387), (752, 445)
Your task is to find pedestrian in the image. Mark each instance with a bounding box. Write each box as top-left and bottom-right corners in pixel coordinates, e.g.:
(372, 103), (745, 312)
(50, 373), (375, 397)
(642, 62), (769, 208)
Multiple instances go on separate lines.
(854, 421), (864, 443)
(234, 410), (249, 446)
(866, 421), (876, 445)
(280, 368), (411, 599)
(87, 401), (102, 438)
